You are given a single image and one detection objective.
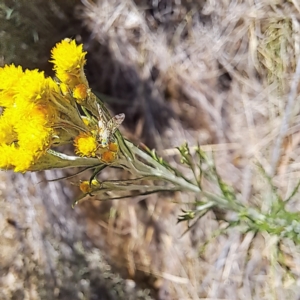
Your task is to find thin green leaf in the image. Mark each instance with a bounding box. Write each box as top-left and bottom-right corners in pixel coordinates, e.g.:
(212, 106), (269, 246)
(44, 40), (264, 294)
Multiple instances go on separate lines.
(285, 180), (300, 203)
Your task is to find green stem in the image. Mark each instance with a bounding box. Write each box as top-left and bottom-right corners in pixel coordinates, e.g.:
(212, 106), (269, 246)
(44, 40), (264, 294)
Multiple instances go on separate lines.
(122, 141), (201, 193)
(30, 150), (101, 171)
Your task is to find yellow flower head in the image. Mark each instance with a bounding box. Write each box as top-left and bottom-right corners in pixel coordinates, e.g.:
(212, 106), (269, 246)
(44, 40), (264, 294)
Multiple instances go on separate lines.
(50, 39), (87, 88)
(0, 64), (24, 107)
(0, 144), (17, 170)
(14, 69), (47, 102)
(74, 132), (98, 157)
(0, 114), (17, 145)
(16, 102), (53, 156)
(79, 179), (100, 194)
(0, 144), (33, 172)
(93, 141), (119, 163)
(11, 148), (37, 172)
(73, 83), (89, 102)
(101, 150), (117, 163)
(108, 141), (119, 152)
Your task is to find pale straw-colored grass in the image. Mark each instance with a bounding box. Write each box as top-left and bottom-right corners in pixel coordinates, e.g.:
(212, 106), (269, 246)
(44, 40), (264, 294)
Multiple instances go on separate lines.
(1, 0), (300, 299)
(79, 1), (300, 298)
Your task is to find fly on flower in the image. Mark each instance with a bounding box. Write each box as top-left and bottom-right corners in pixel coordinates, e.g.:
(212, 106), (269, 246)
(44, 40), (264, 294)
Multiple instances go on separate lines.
(96, 103), (125, 148)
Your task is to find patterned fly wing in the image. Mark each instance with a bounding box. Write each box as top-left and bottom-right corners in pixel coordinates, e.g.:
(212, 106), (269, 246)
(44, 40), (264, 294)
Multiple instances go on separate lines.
(106, 113), (125, 134)
(97, 103), (106, 130)
(96, 103), (125, 147)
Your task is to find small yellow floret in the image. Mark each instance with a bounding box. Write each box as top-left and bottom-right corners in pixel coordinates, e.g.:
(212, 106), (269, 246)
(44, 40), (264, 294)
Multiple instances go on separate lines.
(74, 132), (98, 157)
(0, 144), (16, 170)
(0, 64), (23, 90)
(73, 83), (89, 102)
(101, 150), (117, 163)
(50, 39), (87, 87)
(0, 64), (24, 107)
(0, 114), (17, 145)
(108, 142), (119, 152)
(79, 179), (100, 194)
(12, 148), (37, 172)
(15, 69), (47, 102)
(0, 144), (33, 172)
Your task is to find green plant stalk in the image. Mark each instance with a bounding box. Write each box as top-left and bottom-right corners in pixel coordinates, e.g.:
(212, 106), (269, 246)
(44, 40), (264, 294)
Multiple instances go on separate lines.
(29, 149), (101, 171)
(114, 139), (270, 227)
(117, 140), (272, 230)
(36, 122), (298, 243)
(42, 139), (270, 238)
(123, 140), (201, 193)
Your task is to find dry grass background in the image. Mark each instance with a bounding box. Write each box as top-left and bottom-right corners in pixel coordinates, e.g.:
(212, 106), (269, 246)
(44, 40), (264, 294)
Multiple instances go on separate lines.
(1, 0), (300, 299)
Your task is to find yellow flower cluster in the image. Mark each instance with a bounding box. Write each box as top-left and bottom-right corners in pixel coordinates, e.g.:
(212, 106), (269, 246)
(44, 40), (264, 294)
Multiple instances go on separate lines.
(79, 179), (100, 194)
(0, 65), (57, 171)
(0, 38), (122, 172)
(73, 130), (119, 163)
(50, 39), (120, 161)
(50, 39), (89, 104)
